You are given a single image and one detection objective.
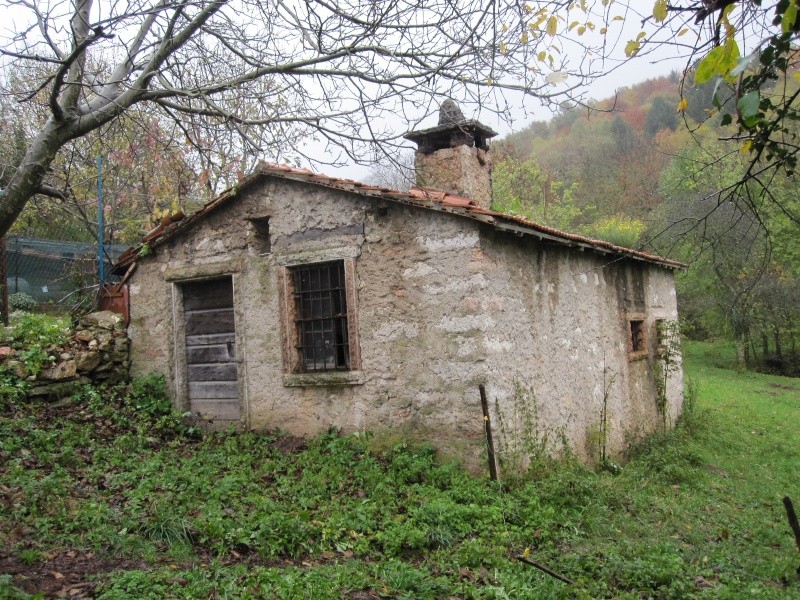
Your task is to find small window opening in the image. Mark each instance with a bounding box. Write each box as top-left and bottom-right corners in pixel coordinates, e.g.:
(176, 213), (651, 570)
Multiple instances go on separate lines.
(630, 319), (646, 354)
(249, 217), (271, 254)
(291, 261), (349, 372)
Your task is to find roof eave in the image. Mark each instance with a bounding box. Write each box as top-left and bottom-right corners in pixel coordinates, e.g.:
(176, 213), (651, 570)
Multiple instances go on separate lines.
(112, 162), (687, 274)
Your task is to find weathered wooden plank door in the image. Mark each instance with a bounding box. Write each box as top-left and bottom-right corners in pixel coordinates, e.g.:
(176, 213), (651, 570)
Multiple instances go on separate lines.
(182, 278), (239, 429)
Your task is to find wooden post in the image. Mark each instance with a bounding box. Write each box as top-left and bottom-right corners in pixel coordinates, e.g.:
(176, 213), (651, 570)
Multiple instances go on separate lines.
(783, 496), (800, 553)
(479, 384), (498, 481)
(516, 555), (575, 585)
(783, 496), (800, 576)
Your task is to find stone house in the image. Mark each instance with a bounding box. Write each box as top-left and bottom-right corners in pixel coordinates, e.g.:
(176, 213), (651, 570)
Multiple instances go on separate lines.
(114, 105), (684, 467)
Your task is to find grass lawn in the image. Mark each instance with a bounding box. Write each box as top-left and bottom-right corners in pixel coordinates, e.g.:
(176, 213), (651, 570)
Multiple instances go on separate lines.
(1, 341), (799, 599)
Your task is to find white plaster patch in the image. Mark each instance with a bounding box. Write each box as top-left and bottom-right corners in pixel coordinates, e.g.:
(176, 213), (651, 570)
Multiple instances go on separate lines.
(418, 231), (479, 252)
(594, 273), (600, 285)
(558, 338), (572, 349)
(437, 314), (494, 333)
(422, 273), (487, 296)
(414, 392), (437, 410)
(487, 385), (510, 403)
(372, 320), (419, 341)
(196, 237), (226, 253)
(455, 336), (477, 357)
(648, 284), (665, 308)
(485, 337), (513, 352)
(427, 361), (485, 381)
(547, 283), (555, 294)
(129, 283), (141, 296)
(579, 273), (588, 284)
(403, 262), (437, 278)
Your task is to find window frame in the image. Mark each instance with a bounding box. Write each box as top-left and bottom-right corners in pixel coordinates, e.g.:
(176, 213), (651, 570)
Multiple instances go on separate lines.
(278, 255), (362, 386)
(291, 260), (350, 372)
(627, 314), (648, 361)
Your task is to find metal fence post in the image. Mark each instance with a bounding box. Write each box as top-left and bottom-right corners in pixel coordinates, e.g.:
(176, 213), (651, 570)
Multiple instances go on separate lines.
(0, 236), (8, 324)
(97, 154), (105, 285)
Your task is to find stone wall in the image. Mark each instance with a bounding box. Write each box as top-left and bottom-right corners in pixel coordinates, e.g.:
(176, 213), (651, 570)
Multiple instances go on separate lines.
(126, 176), (683, 469)
(414, 145), (493, 209)
(2, 311), (130, 399)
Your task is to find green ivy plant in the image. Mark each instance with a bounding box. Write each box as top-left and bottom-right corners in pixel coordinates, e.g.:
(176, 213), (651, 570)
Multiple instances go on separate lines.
(653, 320), (682, 428)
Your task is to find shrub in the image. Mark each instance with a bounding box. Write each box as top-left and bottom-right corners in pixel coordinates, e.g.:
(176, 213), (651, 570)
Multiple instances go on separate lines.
(0, 311), (72, 380)
(126, 374), (173, 418)
(1, 311), (72, 349)
(8, 292), (37, 311)
(584, 215), (646, 249)
(0, 371), (28, 407)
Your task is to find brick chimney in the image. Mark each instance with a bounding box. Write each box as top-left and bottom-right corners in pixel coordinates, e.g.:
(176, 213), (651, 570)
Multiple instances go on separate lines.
(404, 100), (498, 209)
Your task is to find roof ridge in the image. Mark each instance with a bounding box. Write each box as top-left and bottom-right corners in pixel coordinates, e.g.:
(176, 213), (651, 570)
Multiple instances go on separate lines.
(113, 163), (686, 273)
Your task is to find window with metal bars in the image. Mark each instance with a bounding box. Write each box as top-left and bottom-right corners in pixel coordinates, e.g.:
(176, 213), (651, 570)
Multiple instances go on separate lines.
(629, 319), (646, 356)
(291, 261), (350, 371)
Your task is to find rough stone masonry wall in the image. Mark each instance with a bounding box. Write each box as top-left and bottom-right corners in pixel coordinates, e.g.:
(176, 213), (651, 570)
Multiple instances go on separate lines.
(2, 311), (130, 399)
(414, 145), (493, 209)
(126, 176), (682, 469)
(473, 235), (683, 463)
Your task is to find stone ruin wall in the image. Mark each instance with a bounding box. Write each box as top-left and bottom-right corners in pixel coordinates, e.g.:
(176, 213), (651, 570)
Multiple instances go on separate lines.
(1, 311), (130, 399)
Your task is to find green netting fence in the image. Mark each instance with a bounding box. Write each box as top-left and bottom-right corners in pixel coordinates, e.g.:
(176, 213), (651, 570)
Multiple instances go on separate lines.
(3, 235), (128, 312)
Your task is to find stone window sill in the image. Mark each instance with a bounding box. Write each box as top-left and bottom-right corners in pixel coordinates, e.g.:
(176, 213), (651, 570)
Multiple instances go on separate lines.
(282, 370), (364, 387)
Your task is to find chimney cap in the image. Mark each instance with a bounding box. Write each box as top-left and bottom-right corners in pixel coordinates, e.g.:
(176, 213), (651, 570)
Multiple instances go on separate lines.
(439, 99), (466, 126)
(404, 101), (497, 153)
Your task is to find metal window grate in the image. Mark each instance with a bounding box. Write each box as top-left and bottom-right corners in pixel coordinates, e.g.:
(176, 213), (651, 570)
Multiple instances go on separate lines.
(291, 261), (349, 371)
(630, 319), (645, 353)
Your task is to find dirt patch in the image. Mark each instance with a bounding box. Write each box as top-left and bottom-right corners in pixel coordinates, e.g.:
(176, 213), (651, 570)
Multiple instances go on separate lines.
(704, 464), (729, 478)
(0, 551), (151, 598)
(1, 547), (372, 598)
(270, 434), (308, 454)
(767, 383), (800, 391)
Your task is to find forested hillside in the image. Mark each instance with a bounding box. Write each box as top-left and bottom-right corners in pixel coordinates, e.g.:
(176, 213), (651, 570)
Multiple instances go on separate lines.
(495, 73), (800, 377)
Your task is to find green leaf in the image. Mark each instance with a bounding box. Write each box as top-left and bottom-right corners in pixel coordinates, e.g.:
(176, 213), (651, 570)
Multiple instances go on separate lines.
(782, 3), (798, 33)
(737, 91), (760, 119)
(653, 0), (668, 22)
(695, 47), (725, 85)
(546, 15), (558, 36)
(625, 39), (642, 57)
(695, 39), (740, 85)
(742, 115), (761, 129)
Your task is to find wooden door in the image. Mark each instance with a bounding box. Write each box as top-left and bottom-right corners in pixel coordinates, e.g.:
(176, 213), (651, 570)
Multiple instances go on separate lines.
(182, 278), (239, 428)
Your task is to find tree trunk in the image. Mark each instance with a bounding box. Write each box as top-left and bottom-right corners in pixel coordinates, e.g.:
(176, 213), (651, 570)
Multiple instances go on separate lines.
(735, 338), (747, 371)
(744, 332), (751, 367)
(0, 120), (66, 238)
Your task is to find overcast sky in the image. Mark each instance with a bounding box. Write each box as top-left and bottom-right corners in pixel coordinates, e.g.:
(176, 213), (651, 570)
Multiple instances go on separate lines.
(325, 40), (685, 183)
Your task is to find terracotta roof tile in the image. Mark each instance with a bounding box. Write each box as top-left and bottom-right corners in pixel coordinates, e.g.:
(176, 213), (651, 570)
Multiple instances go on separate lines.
(113, 161), (686, 272)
